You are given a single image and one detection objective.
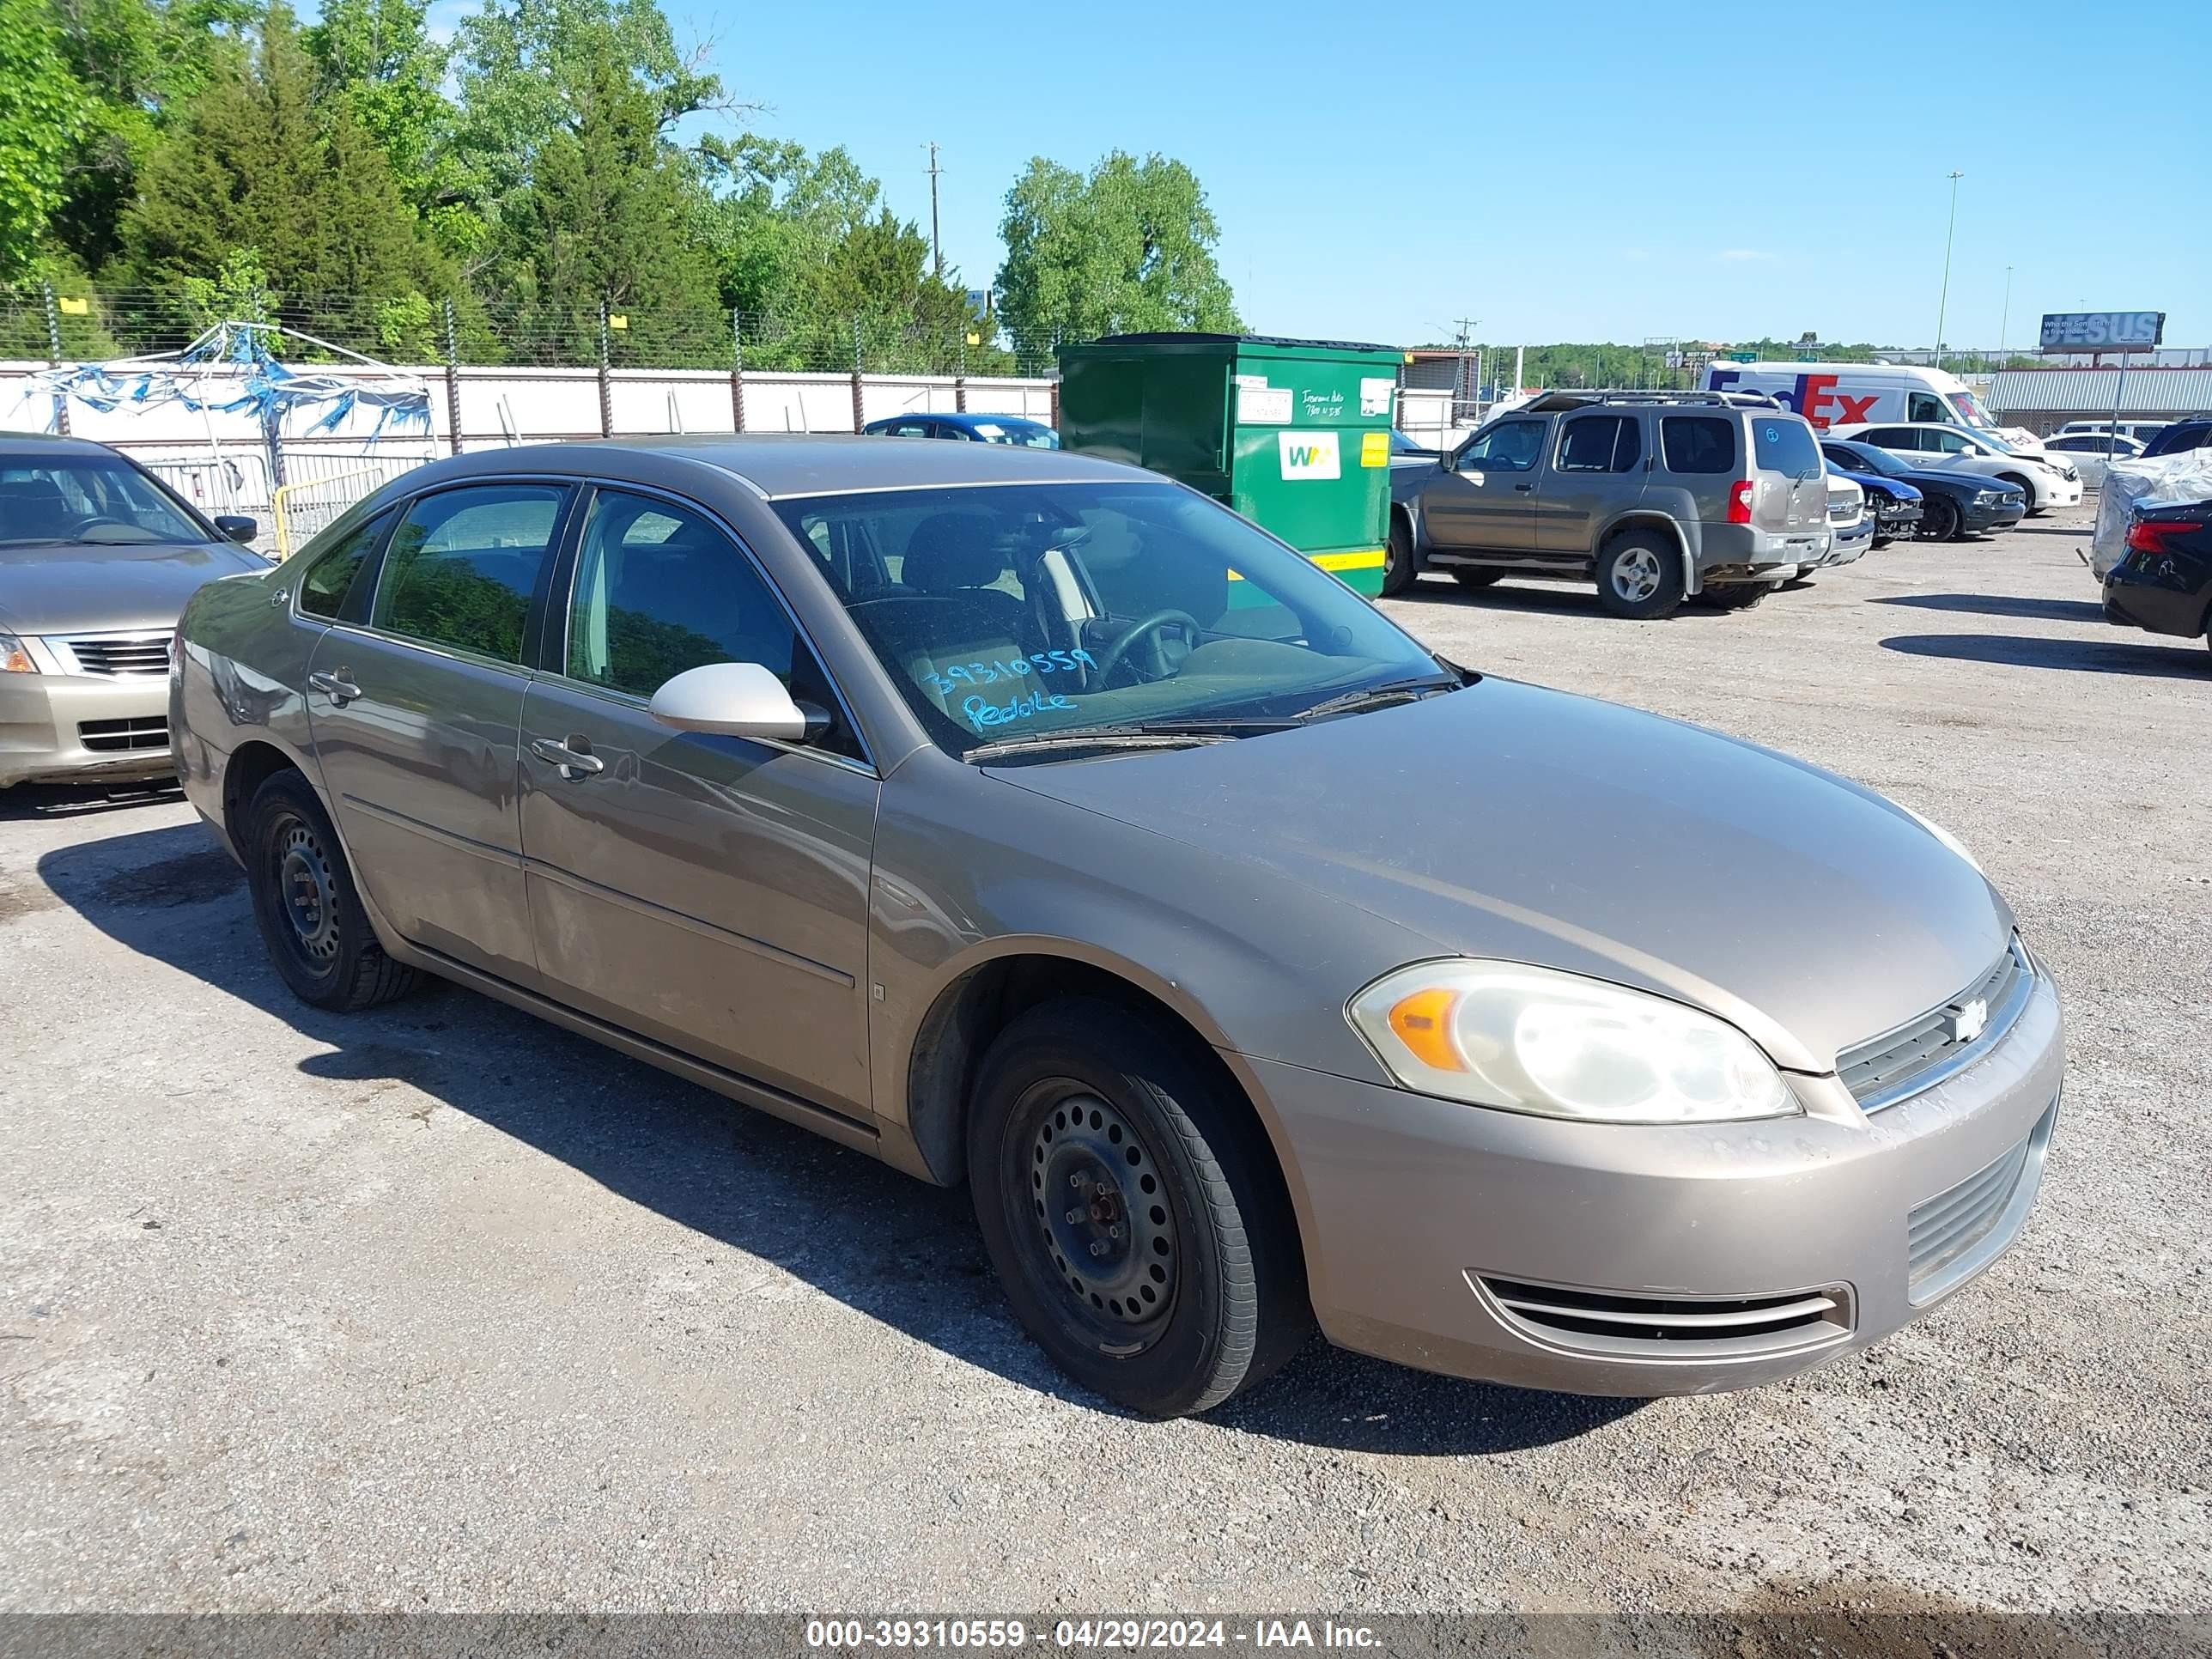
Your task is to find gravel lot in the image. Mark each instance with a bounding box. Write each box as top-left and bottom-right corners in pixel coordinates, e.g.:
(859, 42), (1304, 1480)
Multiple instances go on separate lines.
(3, 501), (2208, 1620)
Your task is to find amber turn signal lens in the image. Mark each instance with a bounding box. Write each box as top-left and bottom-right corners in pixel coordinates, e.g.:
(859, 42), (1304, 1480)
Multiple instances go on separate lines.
(1387, 988), (1464, 1073)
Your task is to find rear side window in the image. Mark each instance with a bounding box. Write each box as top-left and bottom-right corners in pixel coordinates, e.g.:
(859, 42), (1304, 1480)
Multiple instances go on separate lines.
(1661, 416), (1735, 474)
(1555, 416), (1641, 473)
(1753, 416), (1820, 477)
(373, 484), (568, 665)
(297, 509), (392, 619)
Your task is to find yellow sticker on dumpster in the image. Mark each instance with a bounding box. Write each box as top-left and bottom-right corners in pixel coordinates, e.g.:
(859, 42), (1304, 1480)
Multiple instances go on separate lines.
(1359, 430), (1389, 467)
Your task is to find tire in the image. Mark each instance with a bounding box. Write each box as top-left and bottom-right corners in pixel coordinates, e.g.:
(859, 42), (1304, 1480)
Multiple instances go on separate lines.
(1450, 569), (1503, 591)
(1380, 514), (1419, 597)
(243, 769), (420, 1012)
(966, 998), (1310, 1417)
(1999, 474), (2043, 516)
(1918, 495), (1962, 542)
(1702, 581), (1771, 611)
(1594, 530), (1685, 620)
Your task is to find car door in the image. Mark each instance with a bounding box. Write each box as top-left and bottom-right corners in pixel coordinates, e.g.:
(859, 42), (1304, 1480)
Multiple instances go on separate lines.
(303, 480), (572, 988)
(1535, 412), (1644, 555)
(1420, 417), (1547, 553)
(517, 484), (878, 1123)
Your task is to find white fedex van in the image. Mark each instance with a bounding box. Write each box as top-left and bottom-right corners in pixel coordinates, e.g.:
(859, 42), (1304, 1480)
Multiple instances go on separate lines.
(1702, 362), (2044, 453)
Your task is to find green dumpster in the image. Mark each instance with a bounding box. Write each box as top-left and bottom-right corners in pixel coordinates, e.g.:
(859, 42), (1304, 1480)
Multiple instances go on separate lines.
(1056, 333), (1404, 597)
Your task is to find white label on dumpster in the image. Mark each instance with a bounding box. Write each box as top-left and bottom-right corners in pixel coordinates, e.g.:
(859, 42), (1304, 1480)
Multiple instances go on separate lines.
(1239, 385), (1292, 423)
(1234, 373), (1269, 389)
(1359, 377), (1395, 416)
(1278, 430), (1340, 480)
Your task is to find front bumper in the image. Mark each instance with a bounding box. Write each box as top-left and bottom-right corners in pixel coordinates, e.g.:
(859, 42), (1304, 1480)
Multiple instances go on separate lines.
(0, 670), (173, 788)
(2039, 477), (2084, 508)
(1962, 498), (2027, 532)
(1807, 520), (1875, 570)
(1249, 969), (2063, 1395)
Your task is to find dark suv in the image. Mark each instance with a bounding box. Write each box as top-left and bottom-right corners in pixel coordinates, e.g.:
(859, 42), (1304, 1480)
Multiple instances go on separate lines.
(1385, 392), (1830, 617)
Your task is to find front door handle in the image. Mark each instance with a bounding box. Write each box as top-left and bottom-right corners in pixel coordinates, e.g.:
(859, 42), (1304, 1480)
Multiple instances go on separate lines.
(530, 735), (605, 779)
(1513, 483), (1534, 492)
(307, 669), (361, 706)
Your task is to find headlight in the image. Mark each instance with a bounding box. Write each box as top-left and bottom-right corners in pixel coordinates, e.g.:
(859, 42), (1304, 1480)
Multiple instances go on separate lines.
(1897, 804), (1984, 875)
(1973, 489), (2003, 505)
(1347, 960), (1797, 1124)
(0, 632), (39, 674)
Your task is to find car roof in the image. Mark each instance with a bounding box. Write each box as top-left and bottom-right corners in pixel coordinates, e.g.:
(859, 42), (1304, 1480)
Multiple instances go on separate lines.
(405, 434), (1138, 500)
(0, 431), (129, 461)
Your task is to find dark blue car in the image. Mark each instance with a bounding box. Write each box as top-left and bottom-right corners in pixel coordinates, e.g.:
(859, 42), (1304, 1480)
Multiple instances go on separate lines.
(862, 410), (1060, 448)
(1825, 459), (1923, 547)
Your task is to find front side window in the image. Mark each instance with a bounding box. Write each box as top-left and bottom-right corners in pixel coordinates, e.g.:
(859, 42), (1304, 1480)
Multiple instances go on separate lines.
(1458, 419), (1546, 472)
(0, 458), (211, 548)
(372, 484), (568, 664)
(773, 482), (1444, 757)
(1661, 416), (1735, 474)
(1928, 429), (1971, 453)
(297, 509), (393, 619)
(1907, 392), (1945, 422)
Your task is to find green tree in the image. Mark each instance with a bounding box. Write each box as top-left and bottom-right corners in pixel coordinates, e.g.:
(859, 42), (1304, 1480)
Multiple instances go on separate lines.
(995, 151), (1240, 368)
(495, 51), (720, 362)
(0, 0), (91, 279)
(307, 0), (478, 258)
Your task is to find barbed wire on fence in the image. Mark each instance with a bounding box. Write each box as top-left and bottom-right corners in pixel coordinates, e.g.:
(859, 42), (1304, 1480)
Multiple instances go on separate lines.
(0, 285), (1079, 378)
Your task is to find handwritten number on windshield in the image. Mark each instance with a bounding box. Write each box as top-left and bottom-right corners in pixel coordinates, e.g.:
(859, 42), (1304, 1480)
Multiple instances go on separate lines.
(925, 649), (1096, 699)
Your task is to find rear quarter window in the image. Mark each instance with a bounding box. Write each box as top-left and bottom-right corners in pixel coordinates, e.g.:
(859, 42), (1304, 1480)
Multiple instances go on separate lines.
(1660, 416), (1735, 474)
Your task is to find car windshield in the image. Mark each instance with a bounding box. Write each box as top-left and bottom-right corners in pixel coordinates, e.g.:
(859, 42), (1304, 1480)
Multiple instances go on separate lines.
(1829, 443), (1906, 478)
(965, 418), (1059, 449)
(775, 482), (1448, 759)
(0, 458), (212, 547)
(1951, 389), (1996, 428)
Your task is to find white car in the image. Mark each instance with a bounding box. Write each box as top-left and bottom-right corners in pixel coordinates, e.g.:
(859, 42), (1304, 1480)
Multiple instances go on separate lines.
(1802, 472), (1873, 577)
(2038, 431), (2145, 489)
(2057, 419), (2168, 446)
(1832, 421), (2083, 514)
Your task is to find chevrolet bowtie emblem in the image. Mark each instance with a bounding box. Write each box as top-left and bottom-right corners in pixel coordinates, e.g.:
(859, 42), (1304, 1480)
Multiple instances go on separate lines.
(1950, 998), (1989, 1044)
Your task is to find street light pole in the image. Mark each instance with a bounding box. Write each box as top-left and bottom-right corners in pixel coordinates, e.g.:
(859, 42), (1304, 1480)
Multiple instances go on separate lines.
(1997, 264), (2014, 365)
(1934, 170), (1964, 371)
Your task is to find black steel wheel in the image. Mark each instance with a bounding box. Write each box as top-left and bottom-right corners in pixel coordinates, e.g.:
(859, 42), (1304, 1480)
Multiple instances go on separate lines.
(967, 999), (1310, 1417)
(1380, 514), (1420, 597)
(244, 769), (419, 1011)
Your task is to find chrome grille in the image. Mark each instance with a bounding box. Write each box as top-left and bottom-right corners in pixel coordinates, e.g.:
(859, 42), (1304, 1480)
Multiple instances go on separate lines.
(1475, 1275), (1852, 1359)
(78, 715), (168, 753)
(63, 633), (172, 677)
(1828, 498), (1859, 524)
(1838, 940), (2031, 1112)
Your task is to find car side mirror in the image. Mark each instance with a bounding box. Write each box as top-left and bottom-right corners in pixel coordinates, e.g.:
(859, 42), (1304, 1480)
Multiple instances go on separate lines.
(649, 661), (827, 744)
(214, 515), (257, 544)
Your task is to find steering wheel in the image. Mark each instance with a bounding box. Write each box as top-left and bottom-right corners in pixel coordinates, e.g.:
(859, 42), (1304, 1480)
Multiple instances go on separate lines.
(1090, 609), (1200, 687)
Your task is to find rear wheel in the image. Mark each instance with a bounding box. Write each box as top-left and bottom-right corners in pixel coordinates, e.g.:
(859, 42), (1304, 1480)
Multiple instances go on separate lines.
(1450, 568), (1502, 591)
(1918, 495), (1962, 542)
(244, 769), (419, 1011)
(966, 999), (1310, 1417)
(1594, 531), (1684, 620)
(1380, 514), (1420, 597)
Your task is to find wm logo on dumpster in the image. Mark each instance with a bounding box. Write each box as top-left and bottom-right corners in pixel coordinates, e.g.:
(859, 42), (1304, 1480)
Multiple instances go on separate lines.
(1278, 430), (1341, 480)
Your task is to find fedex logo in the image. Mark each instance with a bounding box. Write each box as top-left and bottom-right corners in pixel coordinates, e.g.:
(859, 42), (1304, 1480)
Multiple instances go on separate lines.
(1708, 369), (1878, 429)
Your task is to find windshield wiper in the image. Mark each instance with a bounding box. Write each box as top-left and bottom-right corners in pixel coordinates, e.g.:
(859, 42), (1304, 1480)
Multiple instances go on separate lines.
(1291, 675), (1463, 723)
(963, 722), (1245, 763)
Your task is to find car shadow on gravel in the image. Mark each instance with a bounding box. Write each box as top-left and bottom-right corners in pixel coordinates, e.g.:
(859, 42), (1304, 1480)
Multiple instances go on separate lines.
(1881, 632), (2209, 677)
(0, 779), (184, 821)
(1871, 593), (2108, 624)
(35, 820), (1636, 1455)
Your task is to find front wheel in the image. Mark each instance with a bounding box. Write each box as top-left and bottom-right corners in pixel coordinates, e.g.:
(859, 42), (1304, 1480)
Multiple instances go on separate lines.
(1380, 514), (1420, 597)
(1594, 532), (1684, 619)
(967, 1000), (1310, 1417)
(1918, 496), (1963, 542)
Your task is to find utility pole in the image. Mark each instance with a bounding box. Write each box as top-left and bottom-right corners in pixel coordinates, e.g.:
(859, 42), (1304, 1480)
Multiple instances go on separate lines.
(39, 280), (69, 435)
(1934, 170), (1964, 371)
(1452, 317), (1478, 421)
(1997, 264), (2014, 364)
(925, 142), (945, 281)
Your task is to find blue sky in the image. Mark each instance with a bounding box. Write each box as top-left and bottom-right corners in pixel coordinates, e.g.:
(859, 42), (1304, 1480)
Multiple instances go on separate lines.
(453, 0), (2212, 349)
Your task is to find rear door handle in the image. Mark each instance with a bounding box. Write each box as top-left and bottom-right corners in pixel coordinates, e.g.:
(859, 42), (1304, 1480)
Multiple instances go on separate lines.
(1513, 483), (1534, 491)
(307, 669), (360, 706)
(530, 736), (605, 778)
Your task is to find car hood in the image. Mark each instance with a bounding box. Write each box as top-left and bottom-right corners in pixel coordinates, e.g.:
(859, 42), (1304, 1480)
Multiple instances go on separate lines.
(995, 680), (2011, 1073)
(1842, 470), (1921, 501)
(0, 540), (266, 635)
